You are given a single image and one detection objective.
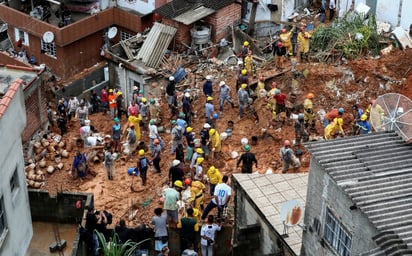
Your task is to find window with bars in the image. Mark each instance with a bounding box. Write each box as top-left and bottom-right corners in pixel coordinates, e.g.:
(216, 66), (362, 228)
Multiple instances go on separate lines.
(120, 31), (133, 41)
(324, 209), (352, 256)
(41, 40), (56, 57)
(14, 28), (29, 46)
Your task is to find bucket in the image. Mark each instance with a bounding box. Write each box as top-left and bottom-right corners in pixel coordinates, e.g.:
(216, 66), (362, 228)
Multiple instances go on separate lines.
(54, 154), (61, 163)
(128, 167), (138, 176)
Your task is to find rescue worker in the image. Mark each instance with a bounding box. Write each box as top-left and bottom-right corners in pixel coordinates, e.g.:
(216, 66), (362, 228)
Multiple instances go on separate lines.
(206, 166), (222, 196)
(357, 114), (371, 134)
(273, 89), (287, 116)
(237, 83), (249, 119)
(368, 99), (385, 131)
(333, 116), (345, 137)
(149, 98), (160, 122)
(136, 149), (148, 186)
(237, 69), (249, 91)
(185, 127), (195, 163)
(273, 41), (287, 69)
(205, 96), (215, 126)
(279, 27), (294, 55)
(193, 157), (204, 181)
(127, 112), (142, 141)
(244, 50), (254, 76)
(108, 89), (117, 118)
(190, 179), (206, 210)
(297, 26), (311, 63)
(294, 113), (308, 145)
(236, 145), (258, 173)
(241, 41), (250, 62)
(208, 128), (221, 154)
(200, 124), (210, 160)
(280, 140), (300, 173)
(255, 76), (266, 98)
(324, 107), (344, 128)
(303, 93), (316, 131)
(166, 76), (176, 114)
(171, 120), (183, 155)
(324, 121), (338, 140)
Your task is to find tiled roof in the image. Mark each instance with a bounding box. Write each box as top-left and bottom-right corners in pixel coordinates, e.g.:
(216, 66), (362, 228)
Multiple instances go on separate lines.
(0, 79), (24, 118)
(306, 131), (412, 254)
(232, 173), (309, 255)
(155, 0), (235, 19)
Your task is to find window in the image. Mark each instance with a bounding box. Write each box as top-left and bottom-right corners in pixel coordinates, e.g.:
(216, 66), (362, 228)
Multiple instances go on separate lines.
(120, 30), (133, 41)
(324, 209), (352, 256)
(14, 28), (29, 46)
(10, 168), (19, 193)
(41, 39), (56, 57)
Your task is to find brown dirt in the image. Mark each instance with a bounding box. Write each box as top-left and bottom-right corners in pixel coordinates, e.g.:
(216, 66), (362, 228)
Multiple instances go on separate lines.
(34, 46), (412, 228)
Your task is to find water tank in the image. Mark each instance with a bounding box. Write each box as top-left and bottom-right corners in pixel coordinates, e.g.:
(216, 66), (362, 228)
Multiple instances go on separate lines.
(191, 26), (211, 45)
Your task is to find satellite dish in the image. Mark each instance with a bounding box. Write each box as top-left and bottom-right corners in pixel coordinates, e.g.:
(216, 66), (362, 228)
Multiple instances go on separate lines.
(42, 31), (54, 43)
(280, 199), (304, 227)
(370, 93), (412, 141)
(108, 27), (118, 39)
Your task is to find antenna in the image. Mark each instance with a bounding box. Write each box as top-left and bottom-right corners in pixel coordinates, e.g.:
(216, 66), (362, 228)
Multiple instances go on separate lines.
(369, 93), (412, 141)
(108, 27), (118, 40)
(42, 31), (54, 43)
(279, 199), (305, 237)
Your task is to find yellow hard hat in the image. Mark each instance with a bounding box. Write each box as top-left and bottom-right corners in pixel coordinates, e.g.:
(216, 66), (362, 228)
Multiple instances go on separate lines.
(241, 69), (247, 75)
(138, 149), (145, 156)
(361, 114), (368, 121)
(186, 127), (193, 133)
(241, 83), (247, 89)
(196, 157), (204, 164)
(207, 96), (213, 101)
(141, 97), (147, 102)
(196, 148), (204, 154)
(243, 41), (249, 46)
(174, 180), (183, 188)
(117, 91), (122, 96)
(209, 128), (216, 136)
(209, 166), (216, 173)
(109, 89), (113, 93)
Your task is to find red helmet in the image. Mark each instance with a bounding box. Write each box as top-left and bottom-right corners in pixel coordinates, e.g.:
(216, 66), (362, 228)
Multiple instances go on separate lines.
(301, 26), (306, 31)
(153, 139), (160, 145)
(281, 28), (286, 33)
(284, 140), (291, 146)
(271, 82), (277, 88)
(278, 42), (283, 47)
(184, 178), (191, 186)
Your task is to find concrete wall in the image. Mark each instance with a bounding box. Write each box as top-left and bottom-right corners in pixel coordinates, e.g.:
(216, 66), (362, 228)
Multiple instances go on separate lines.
(245, 0), (305, 26)
(0, 82), (33, 256)
(233, 180), (295, 256)
(117, 0), (156, 15)
(338, 0), (412, 31)
(301, 157), (380, 256)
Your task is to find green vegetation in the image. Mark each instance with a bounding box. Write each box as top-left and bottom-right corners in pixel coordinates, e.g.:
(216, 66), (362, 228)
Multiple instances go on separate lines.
(95, 231), (151, 256)
(311, 13), (383, 62)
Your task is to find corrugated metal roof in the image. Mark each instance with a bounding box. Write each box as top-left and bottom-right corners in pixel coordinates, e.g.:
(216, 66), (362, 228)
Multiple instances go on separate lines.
(306, 131), (412, 254)
(155, 0), (235, 19)
(137, 22), (177, 68)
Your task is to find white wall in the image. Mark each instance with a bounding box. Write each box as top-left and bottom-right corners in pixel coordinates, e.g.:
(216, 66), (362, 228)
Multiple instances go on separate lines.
(0, 85), (33, 256)
(339, 0), (411, 31)
(117, 0), (155, 15)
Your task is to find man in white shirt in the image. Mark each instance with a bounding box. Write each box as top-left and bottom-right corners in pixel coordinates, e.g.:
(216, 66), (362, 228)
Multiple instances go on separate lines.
(200, 215), (222, 256)
(201, 175), (232, 221)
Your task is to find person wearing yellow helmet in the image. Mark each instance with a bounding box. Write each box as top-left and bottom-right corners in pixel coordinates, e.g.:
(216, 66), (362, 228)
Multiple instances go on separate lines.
(241, 41), (250, 62)
(205, 96), (215, 127)
(163, 179), (183, 228)
(206, 166), (222, 195)
(357, 114), (371, 134)
(244, 50), (254, 75)
(303, 92), (316, 131)
(208, 128), (221, 161)
(116, 89), (125, 120)
(194, 157), (204, 181)
(135, 149), (148, 186)
(237, 83), (250, 119)
(185, 127), (195, 162)
(190, 179), (206, 210)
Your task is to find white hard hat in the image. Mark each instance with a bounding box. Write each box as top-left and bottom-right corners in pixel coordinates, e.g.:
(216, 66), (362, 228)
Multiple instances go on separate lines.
(169, 76), (175, 81)
(219, 81), (225, 86)
(397, 107), (404, 114)
(84, 119), (91, 126)
(203, 123), (211, 129)
(184, 92), (190, 97)
(206, 75), (212, 80)
(172, 159), (180, 167)
(237, 60), (243, 65)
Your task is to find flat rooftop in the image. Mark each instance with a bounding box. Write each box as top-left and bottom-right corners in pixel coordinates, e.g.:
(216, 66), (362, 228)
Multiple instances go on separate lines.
(0, 66), (38, 96)
(233, 173), (309, 255)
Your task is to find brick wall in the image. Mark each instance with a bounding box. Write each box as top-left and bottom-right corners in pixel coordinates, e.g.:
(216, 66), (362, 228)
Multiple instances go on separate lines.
(162, 18), (191, 48)
(204, 3), (242, 43)
(22, 80), (48, 142)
